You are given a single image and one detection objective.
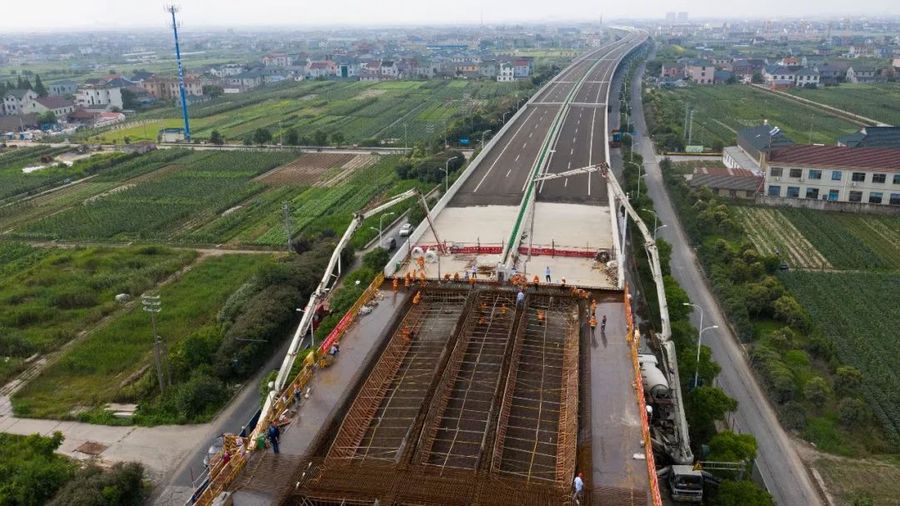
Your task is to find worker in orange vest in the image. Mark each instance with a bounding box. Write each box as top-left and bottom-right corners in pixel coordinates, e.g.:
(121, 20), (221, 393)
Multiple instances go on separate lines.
(392, 278), (400, 291)
(590, 315), (597, 335)
(412, 291), (421, 305)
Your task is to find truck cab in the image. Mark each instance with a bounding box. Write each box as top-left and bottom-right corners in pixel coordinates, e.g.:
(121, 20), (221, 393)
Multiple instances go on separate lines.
(669, 465), (704, 503)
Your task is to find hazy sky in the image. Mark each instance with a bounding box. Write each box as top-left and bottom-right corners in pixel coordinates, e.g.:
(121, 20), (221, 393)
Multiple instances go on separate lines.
(2, 0), (899, 31)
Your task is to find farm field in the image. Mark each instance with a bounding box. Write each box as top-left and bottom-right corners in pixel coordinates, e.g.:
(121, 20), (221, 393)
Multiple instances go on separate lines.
(13, 150), (297, 243)
(11, 253), (265, 420)
(733, 206), (900, 270)
(788, 83), (900, 127)
(82, 79), (524, 146)
(651, 84), (859, 147)
(811, 455), (900, 506)
(0, 242), (196, 384)
(780, 271), (900, 446)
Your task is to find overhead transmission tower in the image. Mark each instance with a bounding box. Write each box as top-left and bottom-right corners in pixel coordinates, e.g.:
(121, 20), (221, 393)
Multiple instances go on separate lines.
(166, 5), (191, 142)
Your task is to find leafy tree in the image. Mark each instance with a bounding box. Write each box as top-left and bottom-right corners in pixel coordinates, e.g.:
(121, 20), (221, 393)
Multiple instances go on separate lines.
(120, 88), (139, 109)
(751, 72), (764, 84)
(48, 462), (146, 506)
(363, 247), (391, 271)
(686, 386), (737, 444)
(838, 397), (868, 427)
(209, 130), (224, 145)
(773, 295), (810, 331)
(313, 129), (328, 146)
(713, 480), (774, 506)
(803, 376), (831, 404)
(39, 111), (58, 126)
(663, 275), (691, 321)
(33, 74), (47, 97)
(252, 128), (272, 145)
(285, 128), (300, 146)
(201, 84), (224, 98)
(243, 135), (253, 146)
(331, 131), (345, 146)
(835, 366), (863, 396)
(707, 431), (758, 462)
(0, 431), (74, 505)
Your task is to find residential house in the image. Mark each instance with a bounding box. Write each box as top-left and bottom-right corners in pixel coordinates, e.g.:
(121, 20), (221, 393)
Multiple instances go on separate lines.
(47, 81), (77, 97)
(816, 61), (850, 85)
(837, 126), (900, 148)
(141, 77), (203, 101)
(306, 61), (337, 79)
(478, 60), (498, 80)
(2, 89), (39, 115)
(158, 128), (185, 143)
(66, 107), (100, 126)
(226, 70), (265, 90)
(0, 113), (39, 133)
(794, 68), (820, 88)
(762, 144), (900, 205)
(762, 65), (796, 89)
(512, 58), (533, 79)
(732, 123), (794, 169)
(93, 111), (126, 128)
(684, 60), (715, 84)
(713, 70), (735, 84)
(497, 62), (515, 82)
(380, 60), (399, 79)
(846, 65), (878, 83)
(23, 96), (76, 118)
(262, 53), (292, 67)
(75, 85), (124, 110)
(660, 63), (682, 79)
(209, 64), (245, 78)
(335, 58), (360, 79)
(731, 58), (766, 78)
(688, 166), (763, 199)
(893, 58), (900, 73)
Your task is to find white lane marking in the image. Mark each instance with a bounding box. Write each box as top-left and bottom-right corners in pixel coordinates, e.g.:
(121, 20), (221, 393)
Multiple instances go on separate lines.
(529, 132), (533, 138)
(570, 148), (574, 155)
(572, 136), (576, 143)
(564, 178), (568, 188)
(515, 154), (520, 161)
(473, 107), (538, 192)
(522, 142), (527, 149)
(567, 161), (572, 169)
(506, 168), (512, 177)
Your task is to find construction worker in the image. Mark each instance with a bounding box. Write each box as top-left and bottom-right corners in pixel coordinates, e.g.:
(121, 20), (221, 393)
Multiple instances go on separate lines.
(537, 309), (545, 324)
(392, 278), (400, 291)
(532, 275), (540, 286)
(544, 266), (551, 283)
(516, 289), (525, 309)
(470, 265), (478, 280)
(404, 272), (412, 288)
(453, 272), (461, 282)
(573, 472), (585, 504)
(591, 298), (597, 314)
(412, 291), (421, 305)
(590, 314), (597, 335)
(560, 277), (566, 288)
(601, 314), (607, 333)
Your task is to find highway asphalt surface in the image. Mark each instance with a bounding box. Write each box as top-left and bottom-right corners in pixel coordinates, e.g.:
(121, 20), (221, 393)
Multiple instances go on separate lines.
(627, 55), (824, 506)
(450, 34), (644, 208)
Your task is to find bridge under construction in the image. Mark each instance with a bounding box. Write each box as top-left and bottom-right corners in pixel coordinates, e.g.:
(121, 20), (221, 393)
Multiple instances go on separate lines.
(198, 29), (691, 506)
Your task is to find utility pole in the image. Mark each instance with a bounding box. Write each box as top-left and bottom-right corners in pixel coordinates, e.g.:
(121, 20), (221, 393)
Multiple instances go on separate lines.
(142, 294), (167, 391)
(687, 109), (695, 146)
(282, 201), (293, 252)
(683, 103), (689, 141)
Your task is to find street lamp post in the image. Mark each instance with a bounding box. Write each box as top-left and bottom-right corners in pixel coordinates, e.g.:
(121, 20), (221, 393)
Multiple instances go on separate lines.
(443, 156), (461, 193)
(683, 302), (719, 388)
(376, 212), (395, 248)
(480, 130), (491, 150)
(641, 208), (668, 241)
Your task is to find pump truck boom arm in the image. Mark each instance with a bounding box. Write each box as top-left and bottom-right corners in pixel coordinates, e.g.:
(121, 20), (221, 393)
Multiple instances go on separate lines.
(603, 166), (694, 465)
(254, 187), (439, 442)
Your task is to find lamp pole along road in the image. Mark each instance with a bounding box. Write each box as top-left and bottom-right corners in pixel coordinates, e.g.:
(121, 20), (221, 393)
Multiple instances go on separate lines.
(443, 156), (460, 193)
(684, 302), (718, 387)
(371, 211), (395, 249)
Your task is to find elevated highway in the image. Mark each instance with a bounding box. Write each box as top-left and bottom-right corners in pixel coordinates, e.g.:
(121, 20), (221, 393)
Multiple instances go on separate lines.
(214, 30), (672, 506)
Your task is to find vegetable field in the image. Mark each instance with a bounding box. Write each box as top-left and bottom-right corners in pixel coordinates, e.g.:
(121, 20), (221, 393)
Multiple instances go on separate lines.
(780, 271), (900, 445)
(788, 83), (900, 128)
(16, 151), (296, 242)
(11, 253), (265, 419)
(83, 79), (523, 146)
(0, 243), (196, 384)
(649, 85), (859, 147)
(732, 207), (831, 269)
(733, 206), (900, 271)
